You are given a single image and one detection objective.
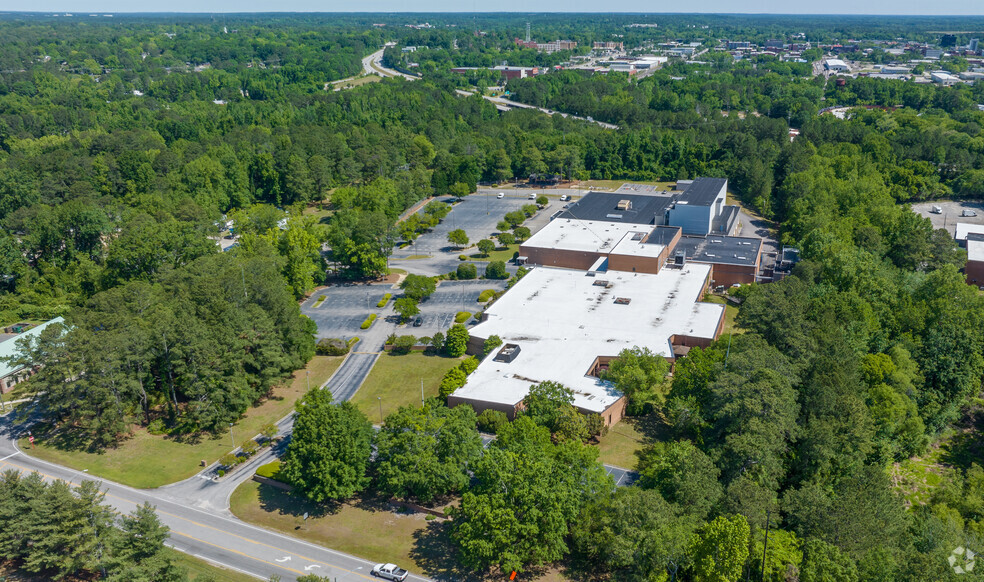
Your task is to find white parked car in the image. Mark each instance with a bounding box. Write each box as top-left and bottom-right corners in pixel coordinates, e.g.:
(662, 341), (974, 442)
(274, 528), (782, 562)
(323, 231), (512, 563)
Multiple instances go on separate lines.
(497, 192), (505, 199)
(528, 192), (537, 200)
(371, 563), (409, 581)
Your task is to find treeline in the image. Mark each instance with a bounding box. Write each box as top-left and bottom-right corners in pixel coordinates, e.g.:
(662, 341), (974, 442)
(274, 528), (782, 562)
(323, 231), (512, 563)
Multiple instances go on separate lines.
(0, 471), (183, 581)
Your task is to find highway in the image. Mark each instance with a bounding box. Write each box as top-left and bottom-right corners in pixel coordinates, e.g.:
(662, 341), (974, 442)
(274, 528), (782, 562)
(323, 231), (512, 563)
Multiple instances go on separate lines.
(455, 89), (619, 130)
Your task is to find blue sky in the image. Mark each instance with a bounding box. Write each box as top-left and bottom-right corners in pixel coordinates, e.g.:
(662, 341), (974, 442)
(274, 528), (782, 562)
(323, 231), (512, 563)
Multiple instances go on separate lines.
(10, 1), (983, 15)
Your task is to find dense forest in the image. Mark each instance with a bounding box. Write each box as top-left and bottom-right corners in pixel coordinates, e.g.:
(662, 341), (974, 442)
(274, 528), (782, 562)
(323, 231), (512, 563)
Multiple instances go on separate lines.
(1, 11), (984, 582)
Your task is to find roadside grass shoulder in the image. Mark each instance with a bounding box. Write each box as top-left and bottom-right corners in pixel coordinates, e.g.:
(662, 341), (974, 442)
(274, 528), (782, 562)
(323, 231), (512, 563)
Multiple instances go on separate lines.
(350, 352), (462, 420)
(23, 356), (344, 489)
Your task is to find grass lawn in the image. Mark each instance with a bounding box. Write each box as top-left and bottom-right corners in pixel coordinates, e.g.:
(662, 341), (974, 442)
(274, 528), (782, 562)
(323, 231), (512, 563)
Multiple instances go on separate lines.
(595, 419), (646, 470)
(171, 549), (259, 582)
(230, 482), (569, 582)
(703, 294), (741, 334)
(332, 74), (382, 89)
(24, 356), (345, 489)
(469, 244), (519, 263)
(350, 352), (462, 421)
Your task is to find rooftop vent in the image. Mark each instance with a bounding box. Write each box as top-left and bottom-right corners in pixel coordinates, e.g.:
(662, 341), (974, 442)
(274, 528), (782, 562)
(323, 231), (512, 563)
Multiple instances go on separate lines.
(614, 297), (632, 305)
(606, 214), (623, 219)
(616, 199), (632, 211)
(494, 343), (522, 363)
(631, 232), (645, 241)
(593, 279), (612, 288)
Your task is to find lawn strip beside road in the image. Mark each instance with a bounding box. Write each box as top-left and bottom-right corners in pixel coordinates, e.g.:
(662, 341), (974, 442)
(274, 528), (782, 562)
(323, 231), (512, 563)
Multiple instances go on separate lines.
(349, 352), (462, 422)
(231, 482), (432, 577)
(171, 549), (262, 581)
(23, 356), (345, 489)
(468, 243), (519, 263)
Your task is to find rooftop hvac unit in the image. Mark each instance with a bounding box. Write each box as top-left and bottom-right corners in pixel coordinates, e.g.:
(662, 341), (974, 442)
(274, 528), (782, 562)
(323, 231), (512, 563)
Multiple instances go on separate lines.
(614, 297), (632, 305)
(593, 279), (610, 287)
(616, 199), (632, 211)
(674, 252), (686, 266)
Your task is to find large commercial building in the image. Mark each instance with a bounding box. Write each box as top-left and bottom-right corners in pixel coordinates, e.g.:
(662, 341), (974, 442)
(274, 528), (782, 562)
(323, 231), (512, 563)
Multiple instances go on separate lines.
(449, 262), (724, 426)
(520, 178), (761, 287)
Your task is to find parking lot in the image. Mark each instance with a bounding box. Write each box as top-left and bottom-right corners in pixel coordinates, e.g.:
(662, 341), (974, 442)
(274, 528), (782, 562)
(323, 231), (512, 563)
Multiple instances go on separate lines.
(912, 200), (984, 235)
(301, 279), (509, 342)
(391, 192), (556, 276)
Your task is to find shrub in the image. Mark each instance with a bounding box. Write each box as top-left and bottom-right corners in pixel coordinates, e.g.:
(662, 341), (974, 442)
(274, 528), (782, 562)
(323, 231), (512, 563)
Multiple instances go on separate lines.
(504, 210), (526, 227)
(485, 260), (508, 280)
(477, 409), (509, 434)
(478, 289), (497, 302)
(483, 335), (503, 357)
(376, 293), (392, 308)
(425, 514), (437, 521)
(316, 337), (349, 356)
(521, 203), (538, 217)
(457, 263), (477, 280)
(459, 254), (468, 261)
(536, 195), (549, 206)
(147, 419), (168, 435)
(430, 332), (445, 353)
(220, 453), (238, 468)
(439, 367), (468, 399)
(455, 311), (472, 324)
(360, 314), (377, 329)
(460, 356), (480, 375)
(260, 423), (279, 439)
(346, 337), (360, 348)
(256, 461), (282, 480)
(217, 469), (225, 477)
(444, 324), (470, 357)
(392, 335), (418, 354)
(241, 439), (260, 456)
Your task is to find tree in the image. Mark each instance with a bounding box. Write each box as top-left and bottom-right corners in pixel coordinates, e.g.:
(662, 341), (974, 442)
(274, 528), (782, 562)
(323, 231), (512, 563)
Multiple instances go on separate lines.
(393, 297), (420, 322)
(444, 324), (469, 357)
(476, 239), (495, 256)
(536, 195), (549, 206)
(280, 390), (373, 502)
(799, 539), (859, 582)
(484, 260), (507, 279)
(430, 332), (444, 353)
(447, 229), (469, 249)
(522, 381), (575, 431)
(513, 226), (531, 241)
(638, 440), (722, 520)
(496, 220), (512, 232)
(482, 335), (503, 357)
(450, 417), (612, 573)
(391, 335), (417, 354)
(571, 487), (697, 582)
(521, 203), (538, 217)
(603, 346), (671, 414)
(689, 515), (750, 582)
(400, 273), (436, 301)
(497, 232), (515, 246)
(107, 503), (183, 582)
(374, 403), (483, 503)
(504, 210), (526, 228)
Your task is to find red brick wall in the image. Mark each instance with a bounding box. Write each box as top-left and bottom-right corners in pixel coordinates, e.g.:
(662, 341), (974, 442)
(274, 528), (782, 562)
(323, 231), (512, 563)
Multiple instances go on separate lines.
(967, 260), (984, 287)
(519, 245), (603, 270)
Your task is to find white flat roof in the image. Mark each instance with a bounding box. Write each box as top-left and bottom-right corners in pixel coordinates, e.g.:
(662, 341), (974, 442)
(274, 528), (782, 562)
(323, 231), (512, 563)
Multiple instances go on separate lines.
(969, 239), (984, 262)
(523, 219), (650, 254)
(454, 264), (723, 414)
(610, 231), (665, 258)
(956, 222), (984, 241)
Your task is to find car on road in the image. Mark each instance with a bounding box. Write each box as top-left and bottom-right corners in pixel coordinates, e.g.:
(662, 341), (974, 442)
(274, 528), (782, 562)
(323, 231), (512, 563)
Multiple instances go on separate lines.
(962, 209), (978, 217)
(497, 192), (505, 199)
(560, 194), (570, 201)
(528, 192), (537, 200)
(371, 563), (409, 580)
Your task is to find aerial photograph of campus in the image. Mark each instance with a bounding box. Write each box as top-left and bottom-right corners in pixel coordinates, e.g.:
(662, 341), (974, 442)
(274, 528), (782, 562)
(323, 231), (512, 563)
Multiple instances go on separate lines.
(0, 0), (982, 580)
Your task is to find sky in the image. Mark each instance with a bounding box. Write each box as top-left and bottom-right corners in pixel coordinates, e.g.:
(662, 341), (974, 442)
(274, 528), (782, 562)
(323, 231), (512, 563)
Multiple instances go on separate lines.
(6, 1), (982, 16)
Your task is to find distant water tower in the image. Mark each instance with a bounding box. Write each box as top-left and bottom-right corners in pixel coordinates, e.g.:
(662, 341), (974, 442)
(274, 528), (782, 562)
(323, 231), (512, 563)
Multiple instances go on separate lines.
(525, 22), (531, 43)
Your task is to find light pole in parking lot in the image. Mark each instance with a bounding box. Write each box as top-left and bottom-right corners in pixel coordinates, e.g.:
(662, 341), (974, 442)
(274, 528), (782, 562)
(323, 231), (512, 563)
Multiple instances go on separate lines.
(377, 397), (383, 423)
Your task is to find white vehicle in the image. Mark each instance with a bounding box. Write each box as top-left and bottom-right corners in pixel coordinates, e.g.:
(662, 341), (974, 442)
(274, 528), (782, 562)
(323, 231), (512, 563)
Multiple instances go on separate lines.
(930, 205), (943, 214)
(528, 192), (537, 200)
(962, 209), (978, 217)
(560, 194), (570, 201)
(371, 563), (409, 581)
(497, 192), (505, 199)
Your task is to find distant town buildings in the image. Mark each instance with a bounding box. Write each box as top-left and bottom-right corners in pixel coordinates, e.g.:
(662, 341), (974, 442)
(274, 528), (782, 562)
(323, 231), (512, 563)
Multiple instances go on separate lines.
(514, 38), (577, 53)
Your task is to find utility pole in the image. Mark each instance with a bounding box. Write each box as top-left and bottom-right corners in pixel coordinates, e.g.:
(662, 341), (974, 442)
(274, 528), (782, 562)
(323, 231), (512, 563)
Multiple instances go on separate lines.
(229, 423), (235, 449)
(761, 508), (772, 581)
(421, 378), (425, 408)
(377, 397), (383, 423)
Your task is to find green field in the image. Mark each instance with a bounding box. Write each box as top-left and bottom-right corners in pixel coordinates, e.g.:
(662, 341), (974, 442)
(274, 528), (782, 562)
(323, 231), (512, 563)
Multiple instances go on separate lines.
(350, 352), (462, 421)
(24, 356), (345, 489)
(469, 243), (519, 263)
(703, 294), (741, 334)
(595, 419), (646, 470)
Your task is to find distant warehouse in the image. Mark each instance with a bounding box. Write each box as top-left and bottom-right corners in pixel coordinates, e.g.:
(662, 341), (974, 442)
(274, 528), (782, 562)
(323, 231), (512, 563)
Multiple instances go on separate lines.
(824, 59), (850, 72)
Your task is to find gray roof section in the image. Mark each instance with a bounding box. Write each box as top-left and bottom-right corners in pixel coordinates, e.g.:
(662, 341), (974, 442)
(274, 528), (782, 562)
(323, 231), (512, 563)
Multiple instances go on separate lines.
(556, 192), (674, 225)
(679, 177), (727, 206)
(673, 235), (761, 266)
(645, 226), (682, 246)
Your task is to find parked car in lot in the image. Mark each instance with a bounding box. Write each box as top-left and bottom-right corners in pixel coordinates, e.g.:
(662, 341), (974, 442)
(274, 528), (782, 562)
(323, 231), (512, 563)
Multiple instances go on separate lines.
(560, 194), (570, 201)
(962, 209), (978, 217)
(931, 205), (943, 214)
(371, 563), (409, 581)
(413, 316), (422, 327)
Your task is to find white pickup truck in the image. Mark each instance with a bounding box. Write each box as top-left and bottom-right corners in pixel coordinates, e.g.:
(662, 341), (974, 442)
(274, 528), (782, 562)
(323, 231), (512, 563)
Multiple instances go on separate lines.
(371, 563), (409, 581)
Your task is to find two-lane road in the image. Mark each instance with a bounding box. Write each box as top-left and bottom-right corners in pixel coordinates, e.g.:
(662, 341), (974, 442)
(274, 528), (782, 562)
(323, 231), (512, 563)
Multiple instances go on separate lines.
(0, 420), (431, 582)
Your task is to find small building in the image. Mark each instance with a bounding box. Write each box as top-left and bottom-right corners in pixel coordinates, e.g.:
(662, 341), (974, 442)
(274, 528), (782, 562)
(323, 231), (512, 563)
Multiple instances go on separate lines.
(931, 71), (960, 85)
(966, 234), (984, 288)
(0, 317), (65, 393)
(824, 59), (850, 72)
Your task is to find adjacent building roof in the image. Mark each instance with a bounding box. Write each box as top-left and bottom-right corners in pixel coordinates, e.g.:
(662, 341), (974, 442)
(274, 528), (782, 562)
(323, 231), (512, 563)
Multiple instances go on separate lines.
(670, 235), (762, 266)
(555, 192), (674, 224)
(677, 177), (727, 206)
(955, 222), (984, 242)
(0, 317), (65, 379)
(522, 219), (650, 254)
(455, 265), (723, 414)
(968, 234), (984, 262)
